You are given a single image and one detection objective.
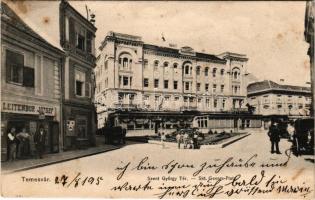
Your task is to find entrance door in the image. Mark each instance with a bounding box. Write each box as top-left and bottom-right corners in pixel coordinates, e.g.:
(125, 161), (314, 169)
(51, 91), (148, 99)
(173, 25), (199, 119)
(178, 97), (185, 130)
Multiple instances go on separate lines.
(51, 122), (59, 153)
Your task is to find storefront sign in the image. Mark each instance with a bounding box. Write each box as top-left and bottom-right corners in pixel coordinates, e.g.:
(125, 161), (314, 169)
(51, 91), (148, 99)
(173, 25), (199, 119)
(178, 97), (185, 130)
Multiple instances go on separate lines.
(1, 101), (55, 116)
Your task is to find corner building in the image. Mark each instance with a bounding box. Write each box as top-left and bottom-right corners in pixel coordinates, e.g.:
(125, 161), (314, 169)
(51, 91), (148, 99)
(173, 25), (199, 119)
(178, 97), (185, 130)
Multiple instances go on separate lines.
(95, 32), (250, 133)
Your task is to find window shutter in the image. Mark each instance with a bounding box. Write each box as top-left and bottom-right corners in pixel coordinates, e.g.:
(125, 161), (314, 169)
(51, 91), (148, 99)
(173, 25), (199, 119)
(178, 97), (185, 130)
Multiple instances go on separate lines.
(85, 82), (90, 97)
(69, 17), (76, 46)
(6, 56), (11, 82)
(23, 67), (35, 87)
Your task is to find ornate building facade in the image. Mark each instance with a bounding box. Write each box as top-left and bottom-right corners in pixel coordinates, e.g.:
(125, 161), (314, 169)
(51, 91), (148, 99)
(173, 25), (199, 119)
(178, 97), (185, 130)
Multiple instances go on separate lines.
(95, 32), (251, 130)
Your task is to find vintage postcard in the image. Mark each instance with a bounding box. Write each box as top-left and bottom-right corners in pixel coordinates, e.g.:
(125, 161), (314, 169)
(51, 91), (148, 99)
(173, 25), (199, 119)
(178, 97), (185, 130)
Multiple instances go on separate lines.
(1, 0), (314, 199)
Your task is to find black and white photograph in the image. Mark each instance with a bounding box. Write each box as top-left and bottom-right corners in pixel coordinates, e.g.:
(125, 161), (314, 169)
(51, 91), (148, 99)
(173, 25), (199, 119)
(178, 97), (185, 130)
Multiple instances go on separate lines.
(1, 0), (314, 199)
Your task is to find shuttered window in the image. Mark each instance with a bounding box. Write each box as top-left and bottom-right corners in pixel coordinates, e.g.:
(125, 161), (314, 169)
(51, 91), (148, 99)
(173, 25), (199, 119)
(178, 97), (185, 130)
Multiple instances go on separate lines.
(6, 49), (35, 87)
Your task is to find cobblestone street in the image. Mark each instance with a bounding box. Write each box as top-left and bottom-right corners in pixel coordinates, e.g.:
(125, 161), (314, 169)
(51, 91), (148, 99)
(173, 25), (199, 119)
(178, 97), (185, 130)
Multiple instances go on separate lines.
(2, 129), (314, 198)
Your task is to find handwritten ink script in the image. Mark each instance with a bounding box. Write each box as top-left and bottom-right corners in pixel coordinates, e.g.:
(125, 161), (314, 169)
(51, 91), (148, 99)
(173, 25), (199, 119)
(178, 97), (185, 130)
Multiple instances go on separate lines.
(110, 151), (313, 199)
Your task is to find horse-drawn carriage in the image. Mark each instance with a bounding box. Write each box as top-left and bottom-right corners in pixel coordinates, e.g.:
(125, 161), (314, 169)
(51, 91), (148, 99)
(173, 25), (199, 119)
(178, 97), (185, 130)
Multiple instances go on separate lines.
(292, 118), (314, 156)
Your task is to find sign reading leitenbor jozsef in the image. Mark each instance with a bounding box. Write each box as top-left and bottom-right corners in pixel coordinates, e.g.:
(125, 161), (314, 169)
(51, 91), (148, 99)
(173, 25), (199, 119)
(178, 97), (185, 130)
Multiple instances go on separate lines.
(1, 101), (55, 116)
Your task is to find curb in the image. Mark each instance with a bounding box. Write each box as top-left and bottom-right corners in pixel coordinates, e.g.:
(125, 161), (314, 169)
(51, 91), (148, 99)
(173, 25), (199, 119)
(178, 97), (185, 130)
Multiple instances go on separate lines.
(2, 146), (119, 175)
(201, 133), (251, 149)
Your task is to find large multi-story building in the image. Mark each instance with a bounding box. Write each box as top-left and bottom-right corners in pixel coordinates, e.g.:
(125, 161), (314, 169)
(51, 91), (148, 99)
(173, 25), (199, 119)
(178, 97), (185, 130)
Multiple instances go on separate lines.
(95, 32), (252, 132)
(247, 80), (311, 117)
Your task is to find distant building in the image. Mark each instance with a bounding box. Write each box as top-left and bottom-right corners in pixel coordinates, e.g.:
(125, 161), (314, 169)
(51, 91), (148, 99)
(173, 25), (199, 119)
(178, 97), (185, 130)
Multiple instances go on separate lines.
(59, 0), (97, 149)
(247, 80), (311, 117)
(304, 1), (314, 117)
(95, 31), (254, 133)
(1, 2), (64, 161)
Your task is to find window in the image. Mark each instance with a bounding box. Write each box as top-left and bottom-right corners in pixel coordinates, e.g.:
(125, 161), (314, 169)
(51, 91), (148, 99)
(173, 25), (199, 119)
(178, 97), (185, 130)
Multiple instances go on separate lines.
(198, 98), (202, 103)
(185, 82), (189, 90)
(163, 62), (169, 67)
(222, 99), (226, 108)
(205, 83), (209, 92)
(6, 49), (25, 85)
(154, 60), (159, 70)
(75, 69), (86, 97)
(197, 83), (201, 91)
(220, 69), (224, 75)
(165, 96), (170, 101)
(143, 95), (149, 101)
(86, 31), (93, 53)
(164, 80), (169, 89)
(154, 79), (159, 88)
(205, 67), (209, 76)
(185, 65), (190, 75)
(214, 99), (217, 108)
(173, 63), (178, 68)
(123, 76), (129, 86)
(196, 66), (201, 75)
(144, 59), (148, 69)
(173, 81), (178, 90)
(206, 98), (210, 107)
(234, 86), (237, 94)
(77, 33), (85, 50)
(104, 60), (108, 70)
(174, 96), (179, 101)
(213, 84), (217, 92)
(143, 78), (149, 87)
(212, 68), (217, 77)
(123, 57), (129, 68)
(119, 76), (121, 87)
(221, 85), (224, 92)
(232, 68), (240, 79)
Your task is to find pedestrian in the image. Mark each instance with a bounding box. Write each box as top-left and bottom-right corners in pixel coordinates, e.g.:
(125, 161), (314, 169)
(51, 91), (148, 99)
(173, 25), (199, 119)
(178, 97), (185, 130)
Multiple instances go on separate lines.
(193, 133), (198, 149)
(176, 132), (181, 149)
(7, 127), (18, 161)
(161, 132), (166, 149)
(29, 131), (36, 157)
(34, 125), (46, 159)
(16, 127), (30, 158)
(268, 121), (281, 154)
(287, 121), (295, 141)
(183, 132), (189, 149)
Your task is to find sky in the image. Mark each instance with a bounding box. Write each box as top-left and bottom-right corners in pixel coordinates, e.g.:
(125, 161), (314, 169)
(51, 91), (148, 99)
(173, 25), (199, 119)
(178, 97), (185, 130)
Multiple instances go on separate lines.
(7, 1), (311, 87)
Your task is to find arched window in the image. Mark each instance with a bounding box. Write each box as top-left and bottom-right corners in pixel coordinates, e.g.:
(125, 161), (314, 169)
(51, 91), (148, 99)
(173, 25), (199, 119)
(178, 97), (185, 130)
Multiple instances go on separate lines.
(173, 63), (178, 68)
(232, 67), (240, 79)
(196, 66), (201, 75)
(212, 68), (217, 77)
(205, 67), (209, 76)
(123, 58), (129, 68)
(220, 69), (224, 75)
(185, 65), (190, 75)
(163, 61), (169, 67)
(154, 60), (159, 70)
(119, 52), (132, 70)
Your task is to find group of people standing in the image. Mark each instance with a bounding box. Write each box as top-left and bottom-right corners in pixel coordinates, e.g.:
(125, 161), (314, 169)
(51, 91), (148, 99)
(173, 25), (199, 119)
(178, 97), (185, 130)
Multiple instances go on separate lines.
(7, 125), (46, 161)
(176, 132), (199, 149)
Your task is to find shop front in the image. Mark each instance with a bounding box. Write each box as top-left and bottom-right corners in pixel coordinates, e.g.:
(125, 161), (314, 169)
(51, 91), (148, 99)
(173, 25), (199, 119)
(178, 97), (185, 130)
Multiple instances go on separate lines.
(1, 101), (59, 161)
(63, 105), (95, 150)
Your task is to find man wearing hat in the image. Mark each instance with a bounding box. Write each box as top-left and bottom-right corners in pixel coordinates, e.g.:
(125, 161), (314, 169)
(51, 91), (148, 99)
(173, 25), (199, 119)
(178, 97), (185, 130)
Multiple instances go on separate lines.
(268, 120), (281, 154)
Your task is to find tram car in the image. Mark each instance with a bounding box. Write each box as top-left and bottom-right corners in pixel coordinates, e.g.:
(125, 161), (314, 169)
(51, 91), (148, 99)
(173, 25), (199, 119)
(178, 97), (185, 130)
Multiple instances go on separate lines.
(292, 118), (314, 156)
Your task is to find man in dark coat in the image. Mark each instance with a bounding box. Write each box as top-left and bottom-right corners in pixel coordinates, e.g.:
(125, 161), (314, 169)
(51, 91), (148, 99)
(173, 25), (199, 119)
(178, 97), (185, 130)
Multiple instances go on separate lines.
(268, 121), (281, 154)
(34, 125), (46, 159)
